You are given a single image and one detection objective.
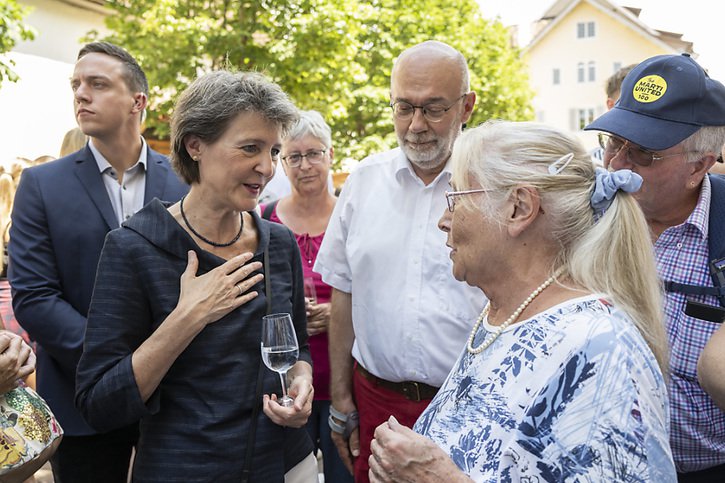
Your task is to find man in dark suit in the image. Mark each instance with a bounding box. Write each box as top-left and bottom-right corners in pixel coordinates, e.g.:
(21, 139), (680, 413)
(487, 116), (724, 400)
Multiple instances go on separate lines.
(8, 42), (188, 482)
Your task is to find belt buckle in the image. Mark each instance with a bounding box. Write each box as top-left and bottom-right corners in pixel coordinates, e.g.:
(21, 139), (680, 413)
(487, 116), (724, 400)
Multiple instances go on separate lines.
(402, 381), (422, 402)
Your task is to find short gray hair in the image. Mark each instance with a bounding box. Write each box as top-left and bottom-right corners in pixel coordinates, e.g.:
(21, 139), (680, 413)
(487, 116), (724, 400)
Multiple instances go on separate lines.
(284, 110), (332, 148)
(681, 126), (725, 163)
(170, 70), (299, 183)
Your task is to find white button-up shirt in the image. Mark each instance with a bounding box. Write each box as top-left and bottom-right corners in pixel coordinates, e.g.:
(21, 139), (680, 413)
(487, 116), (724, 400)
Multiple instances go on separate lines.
(90, 138), (148, 226)
(315, 148), (485, 386)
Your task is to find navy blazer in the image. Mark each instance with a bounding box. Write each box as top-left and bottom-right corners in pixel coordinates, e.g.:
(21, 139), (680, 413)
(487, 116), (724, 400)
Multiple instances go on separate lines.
(8, 144), (188, 435)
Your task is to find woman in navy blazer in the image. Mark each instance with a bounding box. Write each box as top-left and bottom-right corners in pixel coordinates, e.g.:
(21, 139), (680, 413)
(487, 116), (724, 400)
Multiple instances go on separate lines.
(76, 71), (315, 482)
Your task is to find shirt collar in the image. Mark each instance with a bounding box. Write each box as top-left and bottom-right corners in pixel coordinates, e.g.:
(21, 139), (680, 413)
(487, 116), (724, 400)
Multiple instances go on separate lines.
(90, 137), (148, 174)
(393, 148), (453, 186)
(684, 174), (711, 240)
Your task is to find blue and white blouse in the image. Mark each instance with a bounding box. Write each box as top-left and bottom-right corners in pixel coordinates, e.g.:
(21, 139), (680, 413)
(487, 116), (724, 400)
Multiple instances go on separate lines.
(414, 295), (675, 482)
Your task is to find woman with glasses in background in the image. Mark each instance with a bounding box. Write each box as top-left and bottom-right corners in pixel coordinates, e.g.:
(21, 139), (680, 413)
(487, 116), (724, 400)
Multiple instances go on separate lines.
(260, 110), (352, 483)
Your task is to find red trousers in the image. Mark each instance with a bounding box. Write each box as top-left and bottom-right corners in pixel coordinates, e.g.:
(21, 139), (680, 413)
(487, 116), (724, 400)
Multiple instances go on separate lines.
(352, 367), (433, 483)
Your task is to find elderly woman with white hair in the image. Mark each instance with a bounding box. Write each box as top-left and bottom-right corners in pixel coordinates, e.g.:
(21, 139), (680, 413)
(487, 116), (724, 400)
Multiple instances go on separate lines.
(368, 120), (676, 482)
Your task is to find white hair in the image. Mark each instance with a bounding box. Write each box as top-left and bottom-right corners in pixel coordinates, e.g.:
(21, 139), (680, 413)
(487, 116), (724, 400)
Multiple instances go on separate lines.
(283, 110), (332, 148)
(452, 120), (668, 372)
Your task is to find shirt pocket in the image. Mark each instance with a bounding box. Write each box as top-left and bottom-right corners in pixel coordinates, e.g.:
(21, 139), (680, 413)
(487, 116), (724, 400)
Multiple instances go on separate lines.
(670, 309), (720, 382)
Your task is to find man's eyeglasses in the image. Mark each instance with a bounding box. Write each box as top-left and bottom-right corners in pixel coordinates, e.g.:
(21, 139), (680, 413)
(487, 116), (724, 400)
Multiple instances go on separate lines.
(598, 132), (691, 167)
(390, 93), (468, 123)
(282, 149), (327, 168)
(445, 188), (489, 212)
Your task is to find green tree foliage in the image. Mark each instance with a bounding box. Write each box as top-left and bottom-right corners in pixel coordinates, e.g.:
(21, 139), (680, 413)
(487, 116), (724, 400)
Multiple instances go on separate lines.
(0, 0), (35, 86)
(92, 0), (533, 166)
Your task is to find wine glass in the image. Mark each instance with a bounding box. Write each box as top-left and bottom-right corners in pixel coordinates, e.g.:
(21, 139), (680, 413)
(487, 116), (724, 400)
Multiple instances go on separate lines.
(303, 276), (317, 305)
(261, 313), (299, 407)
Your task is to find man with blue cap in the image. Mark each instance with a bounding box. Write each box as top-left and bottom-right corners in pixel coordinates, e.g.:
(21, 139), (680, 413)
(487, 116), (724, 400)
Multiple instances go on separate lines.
(586, 53), (725, 482)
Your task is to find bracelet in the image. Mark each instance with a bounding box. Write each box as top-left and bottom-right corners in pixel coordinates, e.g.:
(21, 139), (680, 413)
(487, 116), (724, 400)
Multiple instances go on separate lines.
(328, 413), (346, 434)
(328, 407), (359, 440)
(329, 405), (349, 423)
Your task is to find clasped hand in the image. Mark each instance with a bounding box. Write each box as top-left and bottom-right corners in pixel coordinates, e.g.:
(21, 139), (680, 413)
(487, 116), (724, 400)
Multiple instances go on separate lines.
(306, 301), (331, 336)
(369, 416), (471, 483)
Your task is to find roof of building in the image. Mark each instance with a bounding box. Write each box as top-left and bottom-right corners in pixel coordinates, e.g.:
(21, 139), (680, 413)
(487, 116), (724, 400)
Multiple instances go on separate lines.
(57, 0), (109, 15)
(525, 0), (693, 55)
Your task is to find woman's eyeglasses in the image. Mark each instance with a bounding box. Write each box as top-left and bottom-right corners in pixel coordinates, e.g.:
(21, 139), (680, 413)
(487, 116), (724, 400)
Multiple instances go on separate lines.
(282, 149), (327, 168)
(444, 188), (489, 212)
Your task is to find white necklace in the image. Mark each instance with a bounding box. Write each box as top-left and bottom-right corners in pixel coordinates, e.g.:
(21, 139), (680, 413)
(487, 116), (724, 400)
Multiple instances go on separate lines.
(467, 267), (565, 355)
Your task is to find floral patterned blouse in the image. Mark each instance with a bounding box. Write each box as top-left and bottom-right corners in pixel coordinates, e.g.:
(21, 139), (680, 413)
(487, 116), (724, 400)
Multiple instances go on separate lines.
(414, 295), (676, 482)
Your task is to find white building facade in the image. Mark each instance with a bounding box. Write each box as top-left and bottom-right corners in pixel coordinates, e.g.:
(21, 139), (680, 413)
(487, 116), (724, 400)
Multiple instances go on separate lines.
(0, 0), (108, 161)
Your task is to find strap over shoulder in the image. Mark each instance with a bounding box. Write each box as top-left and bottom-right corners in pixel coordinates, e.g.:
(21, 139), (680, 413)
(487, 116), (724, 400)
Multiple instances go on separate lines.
(261, 200), (279, 221)
(708, 175), (725, 307)
(664, 175), (725, 308)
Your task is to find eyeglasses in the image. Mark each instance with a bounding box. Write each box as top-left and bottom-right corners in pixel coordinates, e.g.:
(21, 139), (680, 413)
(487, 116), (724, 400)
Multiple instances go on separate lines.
(445, 188), (489, 212)
(598, 132), (692, 167)
(390, 94), (468, 123)
(282, 149), (327, 168)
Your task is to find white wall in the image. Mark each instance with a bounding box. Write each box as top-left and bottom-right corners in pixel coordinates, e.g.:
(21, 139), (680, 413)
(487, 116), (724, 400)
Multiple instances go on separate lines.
(0, 0), (107, 160)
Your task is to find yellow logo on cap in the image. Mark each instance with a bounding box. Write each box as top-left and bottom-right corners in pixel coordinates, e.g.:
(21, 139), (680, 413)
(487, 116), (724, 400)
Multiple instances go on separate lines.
(632, 75), (667, 103)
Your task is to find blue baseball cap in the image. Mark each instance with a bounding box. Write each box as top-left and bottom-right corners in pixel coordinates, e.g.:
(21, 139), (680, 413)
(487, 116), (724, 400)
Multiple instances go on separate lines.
(585, 53), (725, 151)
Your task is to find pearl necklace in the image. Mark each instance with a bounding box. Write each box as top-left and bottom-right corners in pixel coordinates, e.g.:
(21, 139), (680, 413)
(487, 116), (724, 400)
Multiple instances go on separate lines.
(467, 267), (566, 355)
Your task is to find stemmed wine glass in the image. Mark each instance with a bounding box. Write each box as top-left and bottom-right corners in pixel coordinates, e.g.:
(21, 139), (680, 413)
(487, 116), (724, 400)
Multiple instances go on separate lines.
(303, 276), (317, 305)
(261, 313), (299, 407)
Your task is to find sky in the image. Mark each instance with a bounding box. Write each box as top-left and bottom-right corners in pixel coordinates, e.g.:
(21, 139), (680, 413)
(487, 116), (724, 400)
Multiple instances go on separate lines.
(476, 0), (725, 82)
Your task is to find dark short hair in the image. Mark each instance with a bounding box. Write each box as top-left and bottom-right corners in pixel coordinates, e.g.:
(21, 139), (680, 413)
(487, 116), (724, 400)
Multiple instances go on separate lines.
(605, 64), (636, 99)
(78, 42), (149, 96)
(170, 70), (299, 184)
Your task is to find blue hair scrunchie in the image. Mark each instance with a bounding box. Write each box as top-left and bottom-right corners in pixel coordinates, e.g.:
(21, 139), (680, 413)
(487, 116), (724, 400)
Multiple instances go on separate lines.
(590, 167), (642, 219)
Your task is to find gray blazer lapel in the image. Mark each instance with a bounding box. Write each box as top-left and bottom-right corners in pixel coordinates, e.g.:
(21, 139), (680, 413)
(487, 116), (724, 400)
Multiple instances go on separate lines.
(73, 146), (118, 230)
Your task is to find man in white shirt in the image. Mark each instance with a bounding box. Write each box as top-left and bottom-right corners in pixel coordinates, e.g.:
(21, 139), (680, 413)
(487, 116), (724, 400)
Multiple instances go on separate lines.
(314, 40), (484, 482)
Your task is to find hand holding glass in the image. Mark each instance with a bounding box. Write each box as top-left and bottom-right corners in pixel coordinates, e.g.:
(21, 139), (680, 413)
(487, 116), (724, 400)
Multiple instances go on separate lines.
(261, 313), (299, 407)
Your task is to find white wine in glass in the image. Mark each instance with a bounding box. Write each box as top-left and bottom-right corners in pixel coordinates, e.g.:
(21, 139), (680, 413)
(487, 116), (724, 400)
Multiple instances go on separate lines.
(260, 313), (299, 407)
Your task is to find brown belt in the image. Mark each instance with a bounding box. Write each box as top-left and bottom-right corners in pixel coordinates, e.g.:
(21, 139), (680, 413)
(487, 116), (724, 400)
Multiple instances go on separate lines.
(355, 364), (439, 402)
